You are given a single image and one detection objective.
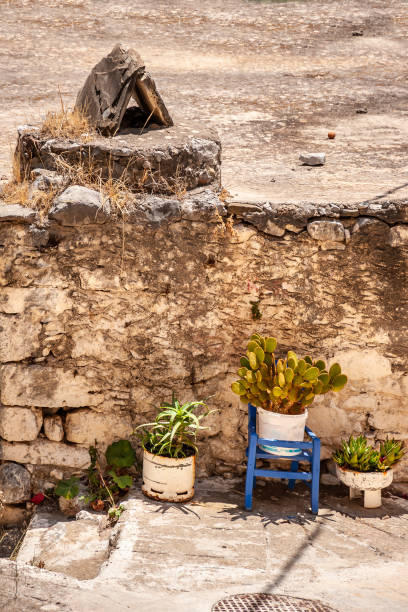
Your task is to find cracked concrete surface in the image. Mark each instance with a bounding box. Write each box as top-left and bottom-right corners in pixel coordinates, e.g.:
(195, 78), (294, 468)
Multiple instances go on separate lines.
(1, 478), (408, 611)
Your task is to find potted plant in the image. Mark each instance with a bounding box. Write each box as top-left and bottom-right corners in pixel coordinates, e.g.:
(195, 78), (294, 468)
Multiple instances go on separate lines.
(137, 395), (213, 502)
(333, 435), (405, 508)
(231, 334), (347, 456)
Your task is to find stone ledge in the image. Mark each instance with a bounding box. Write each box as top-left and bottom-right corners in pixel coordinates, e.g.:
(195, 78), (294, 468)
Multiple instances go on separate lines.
(16, 122), (221, 195)
(0, 203), (38, 223)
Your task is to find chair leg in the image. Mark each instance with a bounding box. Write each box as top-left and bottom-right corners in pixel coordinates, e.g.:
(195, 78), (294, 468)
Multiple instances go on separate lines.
(311, 437), (321, 514)
(288, 461), (299, 491)
(245, 433), (257, 511)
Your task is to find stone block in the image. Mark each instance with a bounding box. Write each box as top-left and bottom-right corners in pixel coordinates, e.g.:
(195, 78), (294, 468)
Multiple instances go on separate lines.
(0, 288), (72, 316)
(78, 269), (121, 291)
(368, 408), (408, 432)
(0, 315), (41, 361)
(71, 329), (129, 362)
(389, 225), (408, 247)
(0, 462), (31, 503)
(44, 415), (64, 442)
(307, 220), (345, 242)
(0, 439), (90, 468)
(0, 203), (37, 224)
(307, 402), (356, 439)
(329, 349), (392, 382)
(49, 186), (110, 226)
(0, 406), (42, 442)
(0, 365), (104, 408)
(65, 409), (133, 446)
(75, 44), (172, 135)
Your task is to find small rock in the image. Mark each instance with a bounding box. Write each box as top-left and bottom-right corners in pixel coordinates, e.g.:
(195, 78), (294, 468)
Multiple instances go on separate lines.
(321, 473), (339, 486)
(0, 504), (30, 526)
(356, 108), (368, 114)
(31, 169), (65, 191)
(49, 186), (110, 226)
(227, 203), (263, 215)
(0, 462), (32, 504)
(328, 132), (336, 139)
(50, 469), (64, 481)
(299, 152), (326, 166)
(307, 220), (345, 242)
(44, 415), (64, 442)
(352, 30), (363, 36)
(141, 197), (181, 225)
(59, 493), (87, 517)
(265, 220), (286, 237)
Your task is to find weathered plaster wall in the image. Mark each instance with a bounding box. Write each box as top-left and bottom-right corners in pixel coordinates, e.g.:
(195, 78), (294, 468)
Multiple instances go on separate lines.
(0, 188), (407, 493)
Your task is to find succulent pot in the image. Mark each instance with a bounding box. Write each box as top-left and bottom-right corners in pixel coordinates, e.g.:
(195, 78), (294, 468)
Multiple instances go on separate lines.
(335, 464), (393, 508)
(142, 448), (195, 502)
(256, 405), (308, 457)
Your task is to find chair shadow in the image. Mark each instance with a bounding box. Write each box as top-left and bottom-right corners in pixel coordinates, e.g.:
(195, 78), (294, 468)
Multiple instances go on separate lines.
(357, 181), (408, 204)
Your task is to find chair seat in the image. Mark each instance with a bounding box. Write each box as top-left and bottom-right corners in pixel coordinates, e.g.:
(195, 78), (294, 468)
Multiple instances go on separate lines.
(246, 446), (312, 462)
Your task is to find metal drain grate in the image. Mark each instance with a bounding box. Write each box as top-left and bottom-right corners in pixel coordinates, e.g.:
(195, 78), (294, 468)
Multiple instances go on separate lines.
(212, 593), (337, 612)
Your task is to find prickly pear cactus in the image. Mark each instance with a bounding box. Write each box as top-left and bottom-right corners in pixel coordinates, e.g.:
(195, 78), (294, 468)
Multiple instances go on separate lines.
(231, 334), (347, 414)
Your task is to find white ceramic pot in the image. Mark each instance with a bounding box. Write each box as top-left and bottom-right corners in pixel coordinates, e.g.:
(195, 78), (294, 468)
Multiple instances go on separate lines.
(142, 449), (195, 502)
(335, 464), (393, 508)
(257, 407), (308, 457)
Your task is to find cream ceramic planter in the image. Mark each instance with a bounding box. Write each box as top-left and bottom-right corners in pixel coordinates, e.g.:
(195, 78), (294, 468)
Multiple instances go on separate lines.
(142, 449), (195, 502)
(257, 407), (308, 456)
(335, 464), (393, 508)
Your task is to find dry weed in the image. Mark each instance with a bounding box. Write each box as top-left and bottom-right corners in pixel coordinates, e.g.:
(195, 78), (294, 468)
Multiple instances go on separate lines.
(1, 179), (30, 205)
(218, 187), (232, 203)
(51, 151), (133, 215)
(40, 90), (94, 141)
(40, 106), (93, 141)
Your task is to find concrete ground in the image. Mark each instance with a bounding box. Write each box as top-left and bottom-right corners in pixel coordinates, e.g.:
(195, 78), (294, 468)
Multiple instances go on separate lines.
(1, 0), (408, 205)
(1, 477), (408, 611)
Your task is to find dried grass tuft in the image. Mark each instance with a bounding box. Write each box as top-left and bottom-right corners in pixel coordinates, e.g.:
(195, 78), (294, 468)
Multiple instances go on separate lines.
(50, 152), (133, 215)
(40, 106), (93, 141)
(39, 90), (94, 141)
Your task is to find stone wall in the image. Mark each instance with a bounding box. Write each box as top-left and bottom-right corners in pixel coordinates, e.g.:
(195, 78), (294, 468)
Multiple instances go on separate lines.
(0, 186), (407, 504)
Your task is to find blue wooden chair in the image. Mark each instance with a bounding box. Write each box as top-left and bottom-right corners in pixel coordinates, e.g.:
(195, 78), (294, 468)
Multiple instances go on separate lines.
(245, 403), (321, 514)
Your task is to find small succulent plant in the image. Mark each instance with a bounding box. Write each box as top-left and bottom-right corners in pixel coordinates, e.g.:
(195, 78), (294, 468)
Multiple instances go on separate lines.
(379, 438), (406, 469)
(231, 333), (347, 414)
(333, 435), (405, 472)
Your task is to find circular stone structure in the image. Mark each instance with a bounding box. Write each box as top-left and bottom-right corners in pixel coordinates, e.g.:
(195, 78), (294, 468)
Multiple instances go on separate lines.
(212, 594), (337, 612)
(16, 121), (221, 195)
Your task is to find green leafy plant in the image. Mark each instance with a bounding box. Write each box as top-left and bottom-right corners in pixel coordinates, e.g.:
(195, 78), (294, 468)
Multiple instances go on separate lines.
(105, 440), (135, 469)
(136, 394), (215, 458)
(333, 435), (405, 472)
(54, 439), (135, 524)
(250, 300), (262, 320)
(380, 438), (406, 468)
(54, 476), (79, 499)
(231, 333), (347, 415)
(85, 442), (135, 507)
